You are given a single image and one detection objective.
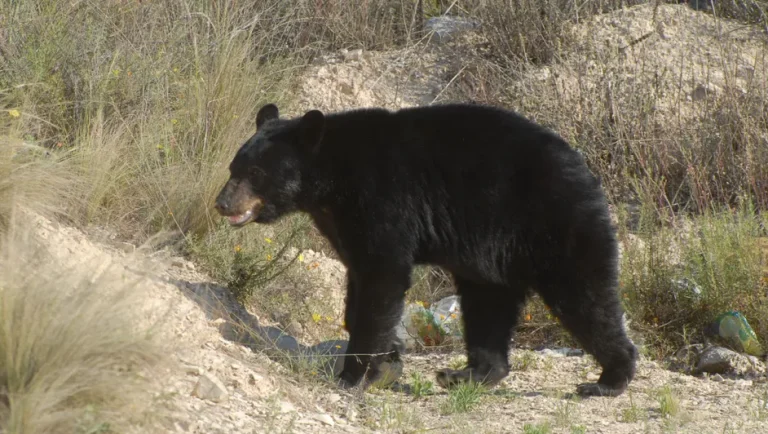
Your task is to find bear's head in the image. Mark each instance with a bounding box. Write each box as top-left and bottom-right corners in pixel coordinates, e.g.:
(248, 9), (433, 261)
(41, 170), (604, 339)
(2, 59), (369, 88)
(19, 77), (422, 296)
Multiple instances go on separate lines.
(214, 103), (325, 226)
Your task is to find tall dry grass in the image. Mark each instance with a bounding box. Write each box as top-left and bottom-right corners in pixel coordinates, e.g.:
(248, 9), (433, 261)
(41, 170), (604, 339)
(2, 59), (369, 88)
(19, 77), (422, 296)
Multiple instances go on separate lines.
(0, 209), (171, 433)
(0, 0), (424, 241)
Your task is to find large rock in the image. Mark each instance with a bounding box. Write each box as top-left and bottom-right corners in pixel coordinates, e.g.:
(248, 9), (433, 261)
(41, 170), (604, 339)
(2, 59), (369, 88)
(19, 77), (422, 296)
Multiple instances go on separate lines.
(695, 346), (766, 376)
(192, 373), (228, 403)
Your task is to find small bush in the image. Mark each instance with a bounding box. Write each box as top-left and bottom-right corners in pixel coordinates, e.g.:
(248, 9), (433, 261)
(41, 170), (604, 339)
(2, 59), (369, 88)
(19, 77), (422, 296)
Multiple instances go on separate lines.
(187, 218), (309, 304)
(620, 203), (768, 357)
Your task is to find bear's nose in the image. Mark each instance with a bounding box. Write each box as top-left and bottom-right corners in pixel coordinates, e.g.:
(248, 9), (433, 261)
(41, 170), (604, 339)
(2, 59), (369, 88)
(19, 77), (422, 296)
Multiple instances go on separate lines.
(214, 198), (229, 213)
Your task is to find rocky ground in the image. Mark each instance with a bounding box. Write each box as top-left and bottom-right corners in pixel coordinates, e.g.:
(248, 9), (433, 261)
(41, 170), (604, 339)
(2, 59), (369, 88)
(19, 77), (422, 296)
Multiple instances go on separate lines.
(23, 3), (768, 434)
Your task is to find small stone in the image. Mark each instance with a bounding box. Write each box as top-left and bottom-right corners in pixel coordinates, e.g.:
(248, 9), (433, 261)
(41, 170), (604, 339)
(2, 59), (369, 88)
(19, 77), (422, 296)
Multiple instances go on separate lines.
(312, 413), (335, 426)
(343, 48), (363, 62)
(171, 257), (195, 270)
(586, 372), (600, 382)
(737, 65), (755, 80)
(691, 83), (718, 101)
(287, 320), (303, 336)
(184, 365), (202, 376)
(118, 242), (135, 254)
(192, 373), (228, 403)
(538, 348), (565, 358)
(339, 82), (354, 96)
(247, 372), (263, 385)
(327, 393), (341, 404)
(278, 400), (296, 414)
(711, 374), (725, 382)
(656, 22), (669, 39)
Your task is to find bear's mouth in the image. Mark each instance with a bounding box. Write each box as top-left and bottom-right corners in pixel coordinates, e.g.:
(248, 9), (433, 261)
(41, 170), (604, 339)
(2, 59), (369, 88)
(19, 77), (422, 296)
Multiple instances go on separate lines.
(223, 197), (264, 228)
(227, 209), (255, 227)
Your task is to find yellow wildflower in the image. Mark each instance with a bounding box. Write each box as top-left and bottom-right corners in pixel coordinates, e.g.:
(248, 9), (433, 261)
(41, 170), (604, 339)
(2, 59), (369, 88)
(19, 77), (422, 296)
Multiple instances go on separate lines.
(264, 237), (273, 244)
(312, 313), (321, 323)
(234, 245), (242, 253)
(266, 254), (273, 260)
(7, 109), (20, 118)
(298, 253), (305, 262)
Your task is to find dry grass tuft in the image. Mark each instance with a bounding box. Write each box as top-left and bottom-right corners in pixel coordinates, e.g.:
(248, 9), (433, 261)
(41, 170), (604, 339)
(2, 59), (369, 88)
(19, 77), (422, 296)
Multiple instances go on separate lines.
(0, 213), (171, 433)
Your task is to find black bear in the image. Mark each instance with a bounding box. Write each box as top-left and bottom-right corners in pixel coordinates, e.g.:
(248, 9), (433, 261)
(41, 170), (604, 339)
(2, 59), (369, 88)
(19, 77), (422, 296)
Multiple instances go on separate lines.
(214, 102), (638, 397)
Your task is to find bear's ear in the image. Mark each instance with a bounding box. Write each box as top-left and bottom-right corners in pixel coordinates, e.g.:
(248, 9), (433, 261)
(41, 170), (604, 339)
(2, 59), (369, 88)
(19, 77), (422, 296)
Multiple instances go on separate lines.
(298, 109), (325, 154)
(256, 103), (279, 130)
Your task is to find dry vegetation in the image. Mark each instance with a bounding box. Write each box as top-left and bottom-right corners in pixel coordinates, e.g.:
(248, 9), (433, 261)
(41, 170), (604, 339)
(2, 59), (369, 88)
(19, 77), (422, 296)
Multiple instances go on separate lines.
(2, 0), (768, 431)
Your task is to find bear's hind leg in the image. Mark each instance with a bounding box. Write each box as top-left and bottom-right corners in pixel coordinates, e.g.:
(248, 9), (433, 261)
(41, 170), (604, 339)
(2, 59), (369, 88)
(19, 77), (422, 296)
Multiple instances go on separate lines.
(540, 279), (638, 398)
(435, 278), (527, 389)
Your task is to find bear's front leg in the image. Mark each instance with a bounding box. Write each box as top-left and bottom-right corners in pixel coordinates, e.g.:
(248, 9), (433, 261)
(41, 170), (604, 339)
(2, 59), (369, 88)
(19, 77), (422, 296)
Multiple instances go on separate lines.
(338, 264), (410, 389)
(342, 270), (357, 333)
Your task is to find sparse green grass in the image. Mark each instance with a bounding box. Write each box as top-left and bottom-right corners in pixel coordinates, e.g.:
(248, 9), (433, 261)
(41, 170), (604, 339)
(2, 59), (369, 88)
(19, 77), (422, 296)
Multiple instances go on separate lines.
(362, 395), (426, 432)
(570, 424), (587, 434)
(657, 386), (681, 418)
(553, 394), (580, 427)
(440, 382), (485, 414)
(523, 421), (553, 434)
(620, 389), (645, 423)
(511, 351), (538, 371)
(410, 372), (435, 399)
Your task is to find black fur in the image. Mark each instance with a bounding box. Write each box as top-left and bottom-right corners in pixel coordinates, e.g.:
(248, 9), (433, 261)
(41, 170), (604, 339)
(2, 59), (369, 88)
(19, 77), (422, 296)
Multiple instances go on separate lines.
(216, 103), (638, 397)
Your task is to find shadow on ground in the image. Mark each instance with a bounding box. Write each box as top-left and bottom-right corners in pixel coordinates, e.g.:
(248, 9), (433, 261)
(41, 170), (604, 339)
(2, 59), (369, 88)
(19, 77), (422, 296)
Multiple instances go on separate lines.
(170, 278), (349, 379)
